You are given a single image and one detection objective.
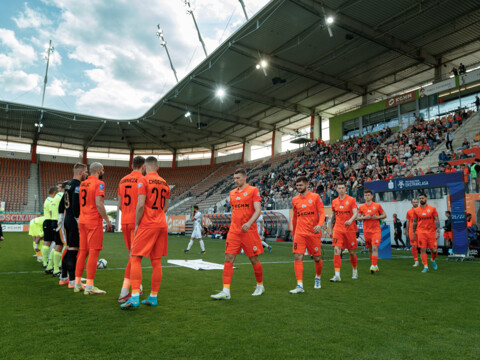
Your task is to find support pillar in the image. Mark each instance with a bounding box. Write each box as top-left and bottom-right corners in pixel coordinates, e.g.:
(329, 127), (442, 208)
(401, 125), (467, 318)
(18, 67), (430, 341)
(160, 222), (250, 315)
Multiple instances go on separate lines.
(129, 150), (133, 169)
(83, 149), (87, 164)
(210, 148), (215, 167)
(313, 115), (321, 140)
(242, 142), (251, 164)
(172, 151), (176, 169)
(31, 143), (37, 163)
(272, 130), (282, 157)
(310, 115), (315, 139)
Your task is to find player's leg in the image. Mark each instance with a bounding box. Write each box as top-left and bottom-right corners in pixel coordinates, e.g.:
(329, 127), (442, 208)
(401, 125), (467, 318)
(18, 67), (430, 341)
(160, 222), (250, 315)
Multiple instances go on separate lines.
(429, 237), (438, 270)
(249, 254), (265, 296)
(307, 236), (322, 289)
(142, 229), (168, 306)
(418, 234), (429, 272)
(198, 237), (206, 254)
(41, 221), (51, 267)
(291, 235), (306, 292)
(75, 223), (89, 291)
(85, 225), (105, 295)
(330, 231), (343, 282)
(243, 232), (264, 296)
(211, 234), (238, 300)
(121, 255), (143, 309)
(345, 232), (358, 279)
(119, 224), (134, 302)
(184, 236), (195, 253)
(52, 227), (63, 276)
(371, 245), (379, 273)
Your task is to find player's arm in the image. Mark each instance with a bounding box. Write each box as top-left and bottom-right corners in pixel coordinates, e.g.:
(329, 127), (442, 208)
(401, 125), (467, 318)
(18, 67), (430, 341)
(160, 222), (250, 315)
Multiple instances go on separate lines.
(406, 216), (410, 232)
(412, 218), (417, 240)
(328, 212), (335, 237)
(95, 195), (111, 232)
(292, 204), (297, 236)
(356, 209), (365, 221)
(374, 210), (387, 220)
(73, 188), (80, 219)
(434, 215), (441, 239)
(164, 198), (169, 213)
(345, 208), (358, 226)
(313, 197), (325, 234)
(135, 194), (146, 231)
(241, 201), (261, 233)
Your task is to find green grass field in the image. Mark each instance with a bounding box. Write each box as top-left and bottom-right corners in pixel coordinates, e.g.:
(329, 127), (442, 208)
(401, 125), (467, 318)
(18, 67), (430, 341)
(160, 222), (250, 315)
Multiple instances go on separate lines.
(1, 232), (479, 359)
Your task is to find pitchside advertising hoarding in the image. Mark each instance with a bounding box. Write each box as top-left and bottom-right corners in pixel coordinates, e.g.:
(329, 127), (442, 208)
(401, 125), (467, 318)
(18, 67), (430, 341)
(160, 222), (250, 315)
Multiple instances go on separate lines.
(0, 212), (41, 232)
(365, 172), (468, 254)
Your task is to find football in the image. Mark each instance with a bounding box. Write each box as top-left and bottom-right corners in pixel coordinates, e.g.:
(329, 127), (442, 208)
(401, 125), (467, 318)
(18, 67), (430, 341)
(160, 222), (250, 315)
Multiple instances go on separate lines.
(97, 258), (108, 269)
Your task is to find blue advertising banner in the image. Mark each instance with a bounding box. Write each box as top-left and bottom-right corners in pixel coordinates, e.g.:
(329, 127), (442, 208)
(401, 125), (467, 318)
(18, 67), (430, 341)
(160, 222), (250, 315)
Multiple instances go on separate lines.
(365, 173), (467, 254)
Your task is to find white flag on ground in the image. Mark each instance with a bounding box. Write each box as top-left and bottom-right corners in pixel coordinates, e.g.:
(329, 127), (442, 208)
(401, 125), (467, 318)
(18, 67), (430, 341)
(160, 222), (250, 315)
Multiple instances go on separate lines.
(167, 259), (234, 271)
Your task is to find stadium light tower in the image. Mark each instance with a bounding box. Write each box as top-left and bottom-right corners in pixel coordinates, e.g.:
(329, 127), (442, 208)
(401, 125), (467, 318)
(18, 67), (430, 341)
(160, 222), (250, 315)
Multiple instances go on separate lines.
(184, 1), (208, 57)
(41, 40), (54, 108)
(156, 25), (179, 83)
(238, 0), (249, 20)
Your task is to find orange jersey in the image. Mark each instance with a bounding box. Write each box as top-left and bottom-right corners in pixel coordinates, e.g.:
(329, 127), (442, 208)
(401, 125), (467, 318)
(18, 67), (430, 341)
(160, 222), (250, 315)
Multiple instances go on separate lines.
(137, 172), (170, 228)
(79, 176), (105, 225)
(118, 170), (143, 225)
(229, 184), (261, 233)
(332, 195), (358, 232)
(292, 192), (325, 235)
(406, 208), (416, 234)
(413, 205), (438, 233)
(358, 202), (384, 233)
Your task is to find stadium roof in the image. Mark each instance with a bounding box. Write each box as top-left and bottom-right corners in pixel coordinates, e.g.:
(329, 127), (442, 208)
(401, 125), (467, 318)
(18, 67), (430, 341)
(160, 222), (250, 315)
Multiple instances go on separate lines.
(1, 0), (480, 153)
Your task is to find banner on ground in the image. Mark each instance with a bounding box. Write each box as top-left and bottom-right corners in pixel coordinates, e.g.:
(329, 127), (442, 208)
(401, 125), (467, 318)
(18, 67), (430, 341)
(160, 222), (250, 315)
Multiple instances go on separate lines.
(167, 259), (228, 270)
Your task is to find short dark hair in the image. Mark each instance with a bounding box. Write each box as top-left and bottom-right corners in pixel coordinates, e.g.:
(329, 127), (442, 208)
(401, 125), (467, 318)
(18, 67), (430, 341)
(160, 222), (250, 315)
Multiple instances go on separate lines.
(49, 186), (57, 195)
(132, 155), (145, 169)
(446, 210), (451, 215)
(419, 192), (427, 198)
(145, 156), (158, 167)
(295, 176), (308, 184)
(336, 181), (346, 187)
(73, 162), (87, 173)
(193, 205), (199, 210)
(234, 168), (247, 176)
(364, 189), (373, 195)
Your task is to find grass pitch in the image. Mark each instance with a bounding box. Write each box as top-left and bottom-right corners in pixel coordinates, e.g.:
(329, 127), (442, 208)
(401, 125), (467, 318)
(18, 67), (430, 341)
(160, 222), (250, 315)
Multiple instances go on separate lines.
(0, 232), (479, 359)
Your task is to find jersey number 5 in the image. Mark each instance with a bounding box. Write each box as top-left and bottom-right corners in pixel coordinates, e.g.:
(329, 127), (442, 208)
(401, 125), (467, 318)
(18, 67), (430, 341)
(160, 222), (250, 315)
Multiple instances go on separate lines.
(124, 185), (132, 206)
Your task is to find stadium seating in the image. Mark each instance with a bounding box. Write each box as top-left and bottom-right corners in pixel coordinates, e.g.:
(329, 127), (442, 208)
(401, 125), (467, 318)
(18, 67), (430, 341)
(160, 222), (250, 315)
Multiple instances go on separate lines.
(0, 158), (30, 212)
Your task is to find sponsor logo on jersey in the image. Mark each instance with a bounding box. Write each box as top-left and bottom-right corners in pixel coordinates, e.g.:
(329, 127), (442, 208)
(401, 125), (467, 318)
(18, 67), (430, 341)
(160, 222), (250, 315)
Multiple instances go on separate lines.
(315, 247), (319, 251)
(340, 205), (344, 209)
(309, 199), (312, 203)
(74, 186), (79, 193)
(243, 192), (248, 196)
(138, 183), (143, 188)
(302, 204), (307, 208)
(236, 197), (241, 200)
(253, 246), (257, 251)
(99, 184), (105, 190)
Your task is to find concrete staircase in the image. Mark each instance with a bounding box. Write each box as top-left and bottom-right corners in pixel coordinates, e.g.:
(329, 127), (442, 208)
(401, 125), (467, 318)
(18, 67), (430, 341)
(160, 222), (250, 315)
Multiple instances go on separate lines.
(415, 112), (479, 169)
(24, 162), (40, 213)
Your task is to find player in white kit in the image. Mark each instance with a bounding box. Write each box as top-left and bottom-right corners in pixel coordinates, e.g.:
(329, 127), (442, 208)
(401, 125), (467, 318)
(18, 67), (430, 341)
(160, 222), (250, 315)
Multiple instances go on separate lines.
(257, 213), (272, 253)
(184, 205), (206, 254)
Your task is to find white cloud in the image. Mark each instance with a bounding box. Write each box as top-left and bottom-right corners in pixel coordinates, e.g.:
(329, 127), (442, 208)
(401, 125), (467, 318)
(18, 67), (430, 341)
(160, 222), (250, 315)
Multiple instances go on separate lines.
(46, 78), (68, 96)
(0, 28), (37, 69)
(0, 70), (41, 93)
(12, 3), (52, 29)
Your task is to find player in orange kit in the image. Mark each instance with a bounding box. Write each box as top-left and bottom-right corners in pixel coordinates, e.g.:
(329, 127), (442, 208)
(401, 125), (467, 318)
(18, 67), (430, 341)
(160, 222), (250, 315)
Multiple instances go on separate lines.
(289, 176), (325, 293)
(117, 156), (146, 303)
(413, 193), (440, 273)
(121, 156), (170, 309)
(74, 162), (112, 295)
(328, 182), (358, 282)
(405, 198), (419, 266)
(211, 168), (264, 300)
(357, 189), (386, 274)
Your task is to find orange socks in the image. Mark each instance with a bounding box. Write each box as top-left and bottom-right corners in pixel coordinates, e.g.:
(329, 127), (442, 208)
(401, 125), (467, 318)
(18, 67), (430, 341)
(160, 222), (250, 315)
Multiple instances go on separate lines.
(314, 259), (323, 277)
(350, 255), (358, 270)
(431, 252), (437, 261)
(371, 256), (378, 266)
(75, 249), (88, 280)
(334, 254), (341, 272)
(252, 262), (263, 285)
(151, 258), (163, 293)
(411, 246), (418, 261)
(86, 249), (100, 285)
(294, 260), (303, 283)
(124, 259), (131, 285)
(421, 253), (428, 267)
(130, 256), (142, 294)
(222, 262), (233, 287)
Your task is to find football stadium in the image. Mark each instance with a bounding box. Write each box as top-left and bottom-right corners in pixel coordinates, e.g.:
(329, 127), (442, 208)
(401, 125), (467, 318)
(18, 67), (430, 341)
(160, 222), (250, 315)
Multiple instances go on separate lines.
(1, 0), (480, 358)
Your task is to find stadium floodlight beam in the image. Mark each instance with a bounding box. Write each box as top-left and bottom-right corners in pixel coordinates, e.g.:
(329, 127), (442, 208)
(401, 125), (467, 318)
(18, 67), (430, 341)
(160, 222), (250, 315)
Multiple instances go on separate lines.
(184, 1), (208, 57)
(41, 40), (54, 108)
(156, 24), (179, 83)
(256, 59), (268, 77)
(216, 87), (226, 101)
(322, 7), (334, 38)
(238, 0), (249, 20)
(326, 16), (334, 24)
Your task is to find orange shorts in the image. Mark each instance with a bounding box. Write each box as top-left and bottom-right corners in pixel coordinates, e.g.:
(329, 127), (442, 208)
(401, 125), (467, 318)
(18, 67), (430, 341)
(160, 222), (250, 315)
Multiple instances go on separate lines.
(121, 223), (135, 250)
(226, 231), (264, 257)
(79, 223), (104, 250)
(416, 232), (438, 249)
(332, 231), (357, 249)
(293, 233), (321, 256)
(132, 226), (168, 259)
(364, 231), (381, 248)
(444, 231), (453, 240)
(409, 230), (417, 246)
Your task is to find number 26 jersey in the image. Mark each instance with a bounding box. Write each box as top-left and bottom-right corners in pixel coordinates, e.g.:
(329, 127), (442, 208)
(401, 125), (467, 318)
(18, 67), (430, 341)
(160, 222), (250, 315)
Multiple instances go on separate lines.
(137, 172), (170, 228)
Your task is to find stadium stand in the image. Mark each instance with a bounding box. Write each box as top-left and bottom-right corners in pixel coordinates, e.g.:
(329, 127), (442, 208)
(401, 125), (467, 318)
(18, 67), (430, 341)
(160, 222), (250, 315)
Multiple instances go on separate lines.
(0, 158), (30, 211)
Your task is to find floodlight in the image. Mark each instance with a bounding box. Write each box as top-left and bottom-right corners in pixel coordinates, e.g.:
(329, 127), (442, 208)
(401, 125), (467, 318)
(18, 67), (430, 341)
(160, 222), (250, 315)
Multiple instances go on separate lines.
(256, 64), (261, 69)
(326, 16), (334, 24)
(216, 88), (225, 98)
(185, 111), (191, 118)
(260, 60), (267, 68)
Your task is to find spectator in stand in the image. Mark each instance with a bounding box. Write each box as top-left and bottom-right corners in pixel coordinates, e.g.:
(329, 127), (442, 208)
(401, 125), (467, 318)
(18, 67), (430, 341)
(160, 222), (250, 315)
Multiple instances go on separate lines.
(451, 67), (458, 76)
(460, 138), (470, 150)
(445, 129), (454, 151)
(471, 159), (480, 193)
(462, 164), (470, 194)
(445, 164), (455, 173)
(438, 151), (448, 165)
(475, 96), (479, 112)
(458, 63), (466, 75)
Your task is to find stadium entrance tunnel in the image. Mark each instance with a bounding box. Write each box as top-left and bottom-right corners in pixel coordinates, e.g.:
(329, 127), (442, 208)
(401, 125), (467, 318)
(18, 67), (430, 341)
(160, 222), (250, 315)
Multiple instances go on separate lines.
(365, 172), (467, 254)
(204, 211), (290, 241)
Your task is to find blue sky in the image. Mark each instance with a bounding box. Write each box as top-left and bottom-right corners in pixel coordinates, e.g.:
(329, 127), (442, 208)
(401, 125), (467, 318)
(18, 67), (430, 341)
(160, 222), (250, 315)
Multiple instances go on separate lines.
(0, 0), (269, 119)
